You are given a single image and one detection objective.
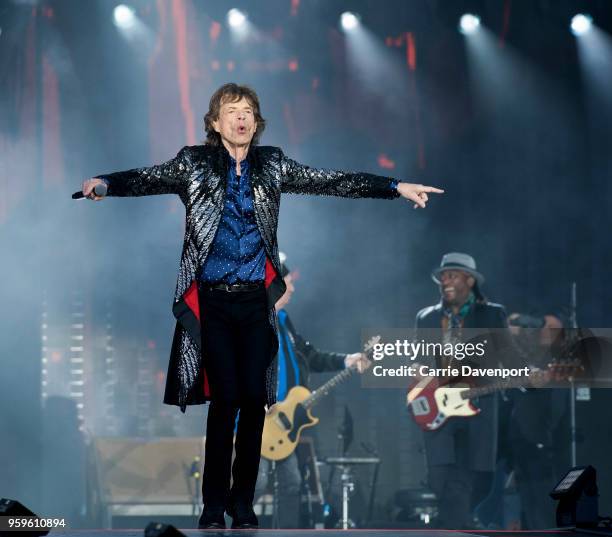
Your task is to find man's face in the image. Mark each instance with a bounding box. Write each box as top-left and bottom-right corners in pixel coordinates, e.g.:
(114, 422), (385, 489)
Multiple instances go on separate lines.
(540, 315), (563, 347)
(212, 96), (257, 148)
(275, 274), (295, 311)
(438, 270), (474, 306)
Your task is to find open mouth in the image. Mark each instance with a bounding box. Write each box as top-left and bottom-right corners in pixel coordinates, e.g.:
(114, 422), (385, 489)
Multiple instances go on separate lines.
(237, 125), (247, 134)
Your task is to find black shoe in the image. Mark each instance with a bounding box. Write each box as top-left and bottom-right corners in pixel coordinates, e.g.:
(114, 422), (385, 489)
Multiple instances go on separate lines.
(198, 506), (226, 529)
(227, 502), (258, 529)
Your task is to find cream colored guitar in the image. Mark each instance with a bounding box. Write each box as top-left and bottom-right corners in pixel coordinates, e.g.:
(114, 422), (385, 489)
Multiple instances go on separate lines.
(261, 336), (379, 461)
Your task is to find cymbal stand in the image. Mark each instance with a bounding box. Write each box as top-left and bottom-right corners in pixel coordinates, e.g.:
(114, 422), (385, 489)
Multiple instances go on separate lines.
(338, 463), (356, 529)
(268, 460), (280, 529)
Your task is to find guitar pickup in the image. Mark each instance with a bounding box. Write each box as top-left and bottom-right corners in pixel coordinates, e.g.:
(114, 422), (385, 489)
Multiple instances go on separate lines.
(275, 411), (292, 431)
(412, 398), (430, 415)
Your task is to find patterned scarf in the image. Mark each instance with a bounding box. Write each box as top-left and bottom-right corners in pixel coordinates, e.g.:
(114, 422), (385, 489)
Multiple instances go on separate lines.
(441, 292), (476, 367)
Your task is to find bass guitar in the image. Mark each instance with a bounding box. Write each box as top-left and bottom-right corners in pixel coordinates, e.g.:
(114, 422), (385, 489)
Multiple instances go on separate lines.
(406, 360), (581, 431)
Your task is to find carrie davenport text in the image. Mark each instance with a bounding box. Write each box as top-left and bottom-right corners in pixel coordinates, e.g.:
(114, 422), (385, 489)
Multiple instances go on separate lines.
(372, 364), (531, 379)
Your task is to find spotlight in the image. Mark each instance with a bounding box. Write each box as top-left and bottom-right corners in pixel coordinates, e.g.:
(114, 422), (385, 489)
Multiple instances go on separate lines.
(227, 8), (247, 28)
(571, 14), (593, 36)
(340, 12), (360, 31)
(459, 13), (480, 35)
(113, 4), (135, 29)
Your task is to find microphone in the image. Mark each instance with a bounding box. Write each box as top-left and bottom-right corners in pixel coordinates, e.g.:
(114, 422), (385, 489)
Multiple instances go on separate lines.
(72, 182), (107, 200)
(509, 313), (545, 329)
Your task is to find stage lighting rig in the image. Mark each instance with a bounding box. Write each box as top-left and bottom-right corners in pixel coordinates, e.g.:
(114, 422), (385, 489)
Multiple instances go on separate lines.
(227, 8), (247, 29)
(340, 12), (360, 32)
(459, 13), (480, 35)
(571, 14), (593, 36)
(113, 4), (135, 30)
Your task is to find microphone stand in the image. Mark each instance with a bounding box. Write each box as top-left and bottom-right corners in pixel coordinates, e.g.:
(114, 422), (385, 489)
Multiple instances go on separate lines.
(361, 442), (380, 526)
(569, 282), (578, 466)
(269, 460), (280, 529)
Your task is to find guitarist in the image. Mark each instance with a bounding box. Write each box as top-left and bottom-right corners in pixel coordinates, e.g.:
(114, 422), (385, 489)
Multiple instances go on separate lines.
(506, 313), (570, 529)
(254, 253), (369, 528)
(414, 252), (518, 529)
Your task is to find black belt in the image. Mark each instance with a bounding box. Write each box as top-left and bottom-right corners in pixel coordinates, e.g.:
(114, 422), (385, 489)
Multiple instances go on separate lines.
(203, 281), (264, 293)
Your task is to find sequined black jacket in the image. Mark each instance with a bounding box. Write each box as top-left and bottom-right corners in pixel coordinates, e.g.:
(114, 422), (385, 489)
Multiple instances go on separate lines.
(96, 143), (399, 412)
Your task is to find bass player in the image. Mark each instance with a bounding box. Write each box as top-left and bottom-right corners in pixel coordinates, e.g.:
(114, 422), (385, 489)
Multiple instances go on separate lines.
(413, 252), (519, 529)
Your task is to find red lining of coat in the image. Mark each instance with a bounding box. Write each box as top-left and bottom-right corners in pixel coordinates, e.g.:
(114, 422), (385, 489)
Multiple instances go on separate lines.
(183, 281), (200, 321)
(183, 281), (210, 397)
(265, 258), (276, 288)
(182, 258), (279, 399)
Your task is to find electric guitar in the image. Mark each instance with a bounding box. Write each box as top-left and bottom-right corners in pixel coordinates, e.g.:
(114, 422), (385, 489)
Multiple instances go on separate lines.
(406, 359), (582, 431)
(261, 336), (379, 461)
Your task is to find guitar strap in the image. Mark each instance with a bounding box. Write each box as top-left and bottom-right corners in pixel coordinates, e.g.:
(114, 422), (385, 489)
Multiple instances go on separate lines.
(277, 310), (300, 401)
(441, 292), (476, 368)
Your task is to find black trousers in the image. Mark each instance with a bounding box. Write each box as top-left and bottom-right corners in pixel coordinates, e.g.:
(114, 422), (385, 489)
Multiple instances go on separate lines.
(427, 424), (493, 528)
(428, 464), (492, 529)
(199, 284), (273, 509)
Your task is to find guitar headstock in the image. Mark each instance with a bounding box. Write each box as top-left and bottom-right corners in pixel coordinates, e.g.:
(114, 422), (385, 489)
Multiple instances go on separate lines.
(363, 335), (381, 359)
(527, 368), (551, 388)
(547, 358), (585, 383)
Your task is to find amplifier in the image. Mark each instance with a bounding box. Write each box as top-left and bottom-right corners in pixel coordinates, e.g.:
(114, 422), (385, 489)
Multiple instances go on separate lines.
(88, 437), (205, 528)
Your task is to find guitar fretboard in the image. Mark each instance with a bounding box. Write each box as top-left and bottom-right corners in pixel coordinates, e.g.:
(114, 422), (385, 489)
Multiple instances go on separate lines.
(460, 376), (531, 399)
(302, 367), (356, 409)
(300, 337), (379, 410)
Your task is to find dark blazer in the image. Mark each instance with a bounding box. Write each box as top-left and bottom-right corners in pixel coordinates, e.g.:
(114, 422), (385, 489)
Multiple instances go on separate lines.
(416, 299), (520, 370)
(96, 144), (397, 411)
(416, 299), (509, 330)
(415, 299), (512, 471)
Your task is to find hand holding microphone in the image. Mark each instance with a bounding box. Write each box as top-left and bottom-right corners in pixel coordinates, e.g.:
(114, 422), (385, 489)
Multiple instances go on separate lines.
(73, 178), (107, 200)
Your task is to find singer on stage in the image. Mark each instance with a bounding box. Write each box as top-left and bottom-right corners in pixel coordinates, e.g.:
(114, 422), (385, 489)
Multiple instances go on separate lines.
(80, 82), (443, 529)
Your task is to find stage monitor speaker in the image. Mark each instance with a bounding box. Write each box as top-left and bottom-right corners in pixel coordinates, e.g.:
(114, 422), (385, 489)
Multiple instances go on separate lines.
(0, 498), (49, 536)
(88, 437), (205, 527)
(144, 521), (186, 537)
(550, 465), (598, 528)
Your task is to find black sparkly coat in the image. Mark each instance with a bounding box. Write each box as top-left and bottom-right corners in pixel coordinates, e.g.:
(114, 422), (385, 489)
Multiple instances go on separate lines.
(96, 144), (398, 412)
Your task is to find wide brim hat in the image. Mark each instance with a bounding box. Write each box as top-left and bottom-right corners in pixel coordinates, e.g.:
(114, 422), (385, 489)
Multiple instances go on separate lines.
(431, 252), (485, 287)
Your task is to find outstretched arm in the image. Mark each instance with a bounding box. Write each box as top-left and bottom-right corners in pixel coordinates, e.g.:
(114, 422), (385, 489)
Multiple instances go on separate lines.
(81, 146), (194, 200)
(396, 182), (445, 209)
(279, 151), (398, 200)
(279, 150), (443, 207)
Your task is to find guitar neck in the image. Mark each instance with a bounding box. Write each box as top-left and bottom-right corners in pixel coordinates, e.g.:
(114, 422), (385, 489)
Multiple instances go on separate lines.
(461, 376), (531, 399)
(303, 367), (356, 409)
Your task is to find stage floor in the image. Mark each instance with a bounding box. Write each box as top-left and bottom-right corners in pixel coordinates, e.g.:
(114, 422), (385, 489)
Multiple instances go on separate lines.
(29, 530), (578, 537)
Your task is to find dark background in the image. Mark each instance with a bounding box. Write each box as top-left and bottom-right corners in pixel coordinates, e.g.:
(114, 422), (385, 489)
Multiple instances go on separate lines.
(1, 0), (611, 527)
